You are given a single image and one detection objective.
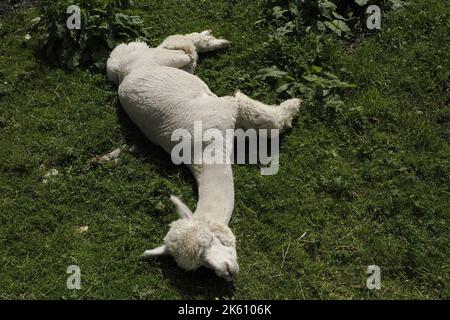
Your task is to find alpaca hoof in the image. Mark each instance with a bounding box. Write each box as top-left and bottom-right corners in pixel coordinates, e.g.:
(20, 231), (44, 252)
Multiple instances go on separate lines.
(222, 39), (232, 47)
(201, 29), (213, 36)
(282, 98), (301, 110)
(233, 89), (242, 97)
(234, 90), (249, 100)
(215, 39), (232, 49)
(280, 98), (301, 130)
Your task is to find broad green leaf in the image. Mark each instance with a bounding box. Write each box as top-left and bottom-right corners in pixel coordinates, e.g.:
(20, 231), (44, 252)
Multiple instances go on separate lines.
(259, 66), (289, 79)
(355, 0), (370, 6)
(276, 83), (292, 93)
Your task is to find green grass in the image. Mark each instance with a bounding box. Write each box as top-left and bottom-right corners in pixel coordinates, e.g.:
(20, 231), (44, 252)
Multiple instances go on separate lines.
(0, 0), (449, 299)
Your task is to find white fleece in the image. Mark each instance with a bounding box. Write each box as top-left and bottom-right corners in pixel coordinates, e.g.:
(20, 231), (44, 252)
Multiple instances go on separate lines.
(107, 31), (301, 280)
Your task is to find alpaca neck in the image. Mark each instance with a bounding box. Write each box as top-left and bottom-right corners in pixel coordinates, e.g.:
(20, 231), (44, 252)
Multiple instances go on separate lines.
(190, 164), (234, 225)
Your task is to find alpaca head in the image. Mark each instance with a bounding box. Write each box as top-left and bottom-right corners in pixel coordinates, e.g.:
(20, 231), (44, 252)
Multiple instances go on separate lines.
(143, 196), (239, 281)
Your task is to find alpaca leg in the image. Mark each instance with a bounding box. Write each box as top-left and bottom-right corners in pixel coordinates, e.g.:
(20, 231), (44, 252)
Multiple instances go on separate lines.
(186, 30), (231, 53)
(158, 48), (195, 71)
(159, 30), (231, 54)
(158, 35), (199, 73)
(234, 91), (301, 131)
(158, 31), (231, 73)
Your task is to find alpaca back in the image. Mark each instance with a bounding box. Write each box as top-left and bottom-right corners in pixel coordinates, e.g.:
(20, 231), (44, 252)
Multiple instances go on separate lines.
(106, 42), (191, 85)
(117, 66), (231, 151)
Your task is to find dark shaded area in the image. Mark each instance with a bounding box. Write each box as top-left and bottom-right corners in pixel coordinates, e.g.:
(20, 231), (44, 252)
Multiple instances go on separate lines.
(145, 256), (236, 298)
(0, 0), (37, 15)
(115, 101), (196, 184)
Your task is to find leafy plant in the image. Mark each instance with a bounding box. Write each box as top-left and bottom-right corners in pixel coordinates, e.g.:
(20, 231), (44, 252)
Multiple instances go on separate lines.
(260, 64), (358, 122)
(266, 0), (407, 37)
(34, 0), (151, 70)
(259, 64), (355, 99)
(257, 19), (357, 122)
(258, 0), (408, 123)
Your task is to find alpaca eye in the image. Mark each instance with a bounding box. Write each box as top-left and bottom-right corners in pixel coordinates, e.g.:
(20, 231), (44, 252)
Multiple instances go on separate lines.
(216, 236), (226, 246)
(209, 235), (224, 246)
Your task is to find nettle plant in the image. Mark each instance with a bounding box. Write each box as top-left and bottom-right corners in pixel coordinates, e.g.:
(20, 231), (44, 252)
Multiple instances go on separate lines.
(258, 5), (355, 119)
(259, 0), (406, 121)
(259, 62), (356, 121)
(267, 0), (408, 37)
(34, 0), (151, 69)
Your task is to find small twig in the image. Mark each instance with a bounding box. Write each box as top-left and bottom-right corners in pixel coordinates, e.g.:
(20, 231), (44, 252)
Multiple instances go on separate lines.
(270, 236), (293, 279)
(280, 236), (291, 272)
(297, 232), (307, 242)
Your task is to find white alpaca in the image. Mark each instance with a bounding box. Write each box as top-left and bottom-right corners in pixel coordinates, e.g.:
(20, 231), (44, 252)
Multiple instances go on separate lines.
(106, 30), (301, 281)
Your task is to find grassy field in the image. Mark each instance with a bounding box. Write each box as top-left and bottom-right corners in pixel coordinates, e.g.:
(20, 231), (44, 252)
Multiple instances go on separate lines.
(0, 0), (448, 299)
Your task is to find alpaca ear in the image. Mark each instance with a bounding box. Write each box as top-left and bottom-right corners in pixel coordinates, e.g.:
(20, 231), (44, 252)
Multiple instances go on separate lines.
(143, 245), (168, 258)
(170, 195), (193, 219)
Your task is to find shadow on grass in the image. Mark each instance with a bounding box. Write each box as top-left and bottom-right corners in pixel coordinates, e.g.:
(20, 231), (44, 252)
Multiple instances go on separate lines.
(116, 103), (236, 298)
(115, 103), (195, 183)
(147, 256), (236, 298)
